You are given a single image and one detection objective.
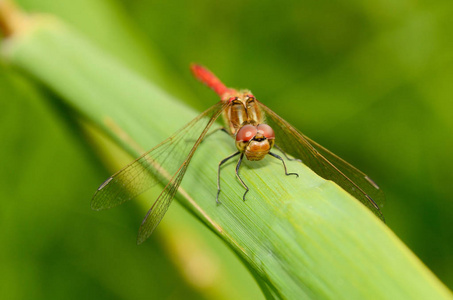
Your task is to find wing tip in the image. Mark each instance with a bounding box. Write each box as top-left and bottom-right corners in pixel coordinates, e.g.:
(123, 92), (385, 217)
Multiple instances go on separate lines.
(136, 228), (151, 245)
(90, 201), (103, 211)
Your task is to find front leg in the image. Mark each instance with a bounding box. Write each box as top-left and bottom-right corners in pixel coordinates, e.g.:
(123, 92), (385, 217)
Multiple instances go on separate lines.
(235, 153), (249, 201)
(217, 151), (241, 204)
(268, 152), (299, 177)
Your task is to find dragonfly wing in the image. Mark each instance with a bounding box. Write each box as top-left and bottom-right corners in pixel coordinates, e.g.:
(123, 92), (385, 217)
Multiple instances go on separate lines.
(301, 135), (385, 208)
(91, 101), (227, 212)
(136, 163), (187, 244)
(258, 101), (385, 221)
(137, 101), (229, 244)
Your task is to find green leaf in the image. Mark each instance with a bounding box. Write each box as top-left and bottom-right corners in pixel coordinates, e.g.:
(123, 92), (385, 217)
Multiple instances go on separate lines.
(2, 10), (452, 300)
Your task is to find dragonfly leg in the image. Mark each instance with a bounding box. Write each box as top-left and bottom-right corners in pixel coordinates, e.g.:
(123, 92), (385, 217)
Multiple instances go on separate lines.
(235, 153), (249, 201)
(206, 127), (230, 141)
(269, 152), (299, 177)
(217, 127), (230, 136)
(274, 145), (302, 163)
(217, 151), (241, 204)
(187, 127), (230, 143)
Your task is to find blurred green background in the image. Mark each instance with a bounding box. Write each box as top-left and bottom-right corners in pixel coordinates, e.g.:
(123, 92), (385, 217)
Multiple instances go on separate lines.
(1, 0), (452, 299)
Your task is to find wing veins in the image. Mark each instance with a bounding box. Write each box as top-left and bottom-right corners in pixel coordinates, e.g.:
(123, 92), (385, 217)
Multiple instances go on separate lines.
(91, 101), (226, 211)
(258, 101), (385, 221)
(137, 101), (229, 243)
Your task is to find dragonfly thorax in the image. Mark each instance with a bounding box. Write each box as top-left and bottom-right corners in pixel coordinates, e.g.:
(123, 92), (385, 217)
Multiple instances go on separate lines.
(222, 90), (264, 135)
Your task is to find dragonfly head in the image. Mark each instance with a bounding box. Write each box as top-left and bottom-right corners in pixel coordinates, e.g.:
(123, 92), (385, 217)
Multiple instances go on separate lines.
(235, 124), (275, 161)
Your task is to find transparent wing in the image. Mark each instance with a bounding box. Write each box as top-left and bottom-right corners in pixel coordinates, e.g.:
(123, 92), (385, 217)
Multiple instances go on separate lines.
(136, 101), (228, 244)
(92, 101), (227, 224)
(259, 101), (385, 221)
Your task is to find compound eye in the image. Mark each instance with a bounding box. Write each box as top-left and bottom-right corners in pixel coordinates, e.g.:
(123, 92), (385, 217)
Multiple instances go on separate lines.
(236, 125), (257, 142)
(257, 124), (275, 139)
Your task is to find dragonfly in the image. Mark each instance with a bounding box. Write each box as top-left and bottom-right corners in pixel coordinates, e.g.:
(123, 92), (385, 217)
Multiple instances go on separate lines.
(92, 64), (385, 244)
